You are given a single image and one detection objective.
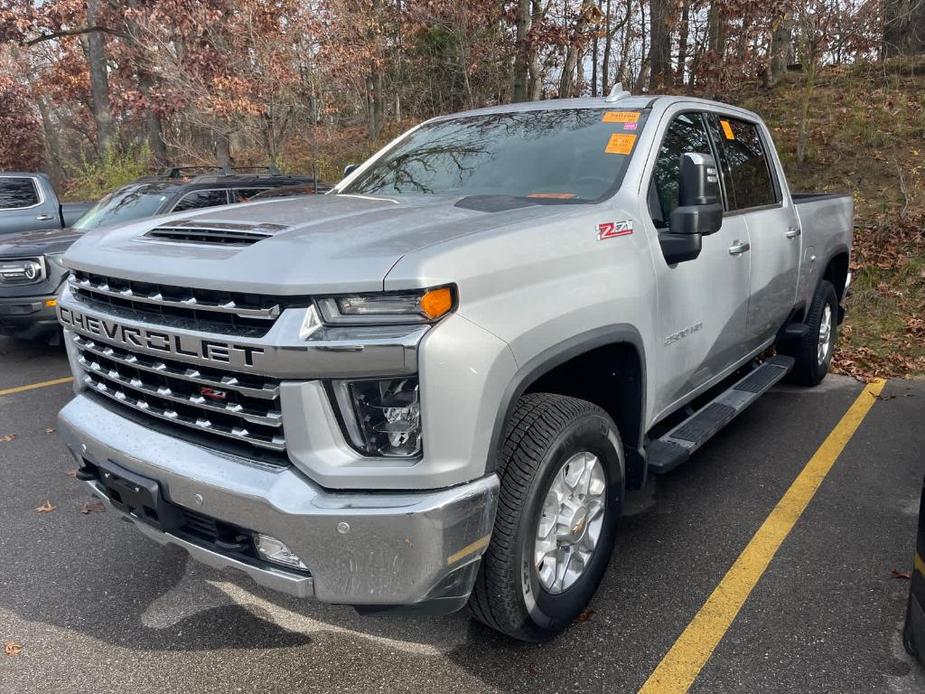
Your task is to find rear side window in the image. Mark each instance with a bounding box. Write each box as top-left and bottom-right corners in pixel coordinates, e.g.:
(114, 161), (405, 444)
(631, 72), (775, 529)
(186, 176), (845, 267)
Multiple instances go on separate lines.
(0, 177), (40, 209)
(231, 188), (269, 203)
(172, 189), (230, 212)
(649, 113), (712, 227)
(713, 117), (778, 210)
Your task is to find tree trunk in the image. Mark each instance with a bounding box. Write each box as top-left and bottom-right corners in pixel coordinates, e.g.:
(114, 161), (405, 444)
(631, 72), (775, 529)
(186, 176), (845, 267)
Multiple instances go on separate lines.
(883, 0), (925, 56)
(366, 71), (385, 140)
(769, 15), (794, 85)
(215, 130), (232, 170)
(676, 0), (690, 85)
(707, 0), (726, 55)
(512, 0), (532, 102)
(602, 0), (612, 94)
(591, 0), (601, 96)
(559, 0), (599, 98)
(86, 0), (114, 154)
(648, 0), (671, 90)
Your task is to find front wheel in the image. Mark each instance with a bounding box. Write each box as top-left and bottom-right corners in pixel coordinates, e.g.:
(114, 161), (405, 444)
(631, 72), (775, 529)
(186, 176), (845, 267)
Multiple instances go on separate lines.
(468, 393), (624, 641)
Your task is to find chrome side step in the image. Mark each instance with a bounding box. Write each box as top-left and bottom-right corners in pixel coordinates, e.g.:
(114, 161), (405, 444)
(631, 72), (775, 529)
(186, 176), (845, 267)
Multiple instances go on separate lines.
(646, 355), (795, 474)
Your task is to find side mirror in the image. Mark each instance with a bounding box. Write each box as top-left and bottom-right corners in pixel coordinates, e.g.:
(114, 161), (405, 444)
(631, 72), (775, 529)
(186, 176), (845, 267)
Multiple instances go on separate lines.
(659, 153), (724, 264)
(343, 163), (358, 178)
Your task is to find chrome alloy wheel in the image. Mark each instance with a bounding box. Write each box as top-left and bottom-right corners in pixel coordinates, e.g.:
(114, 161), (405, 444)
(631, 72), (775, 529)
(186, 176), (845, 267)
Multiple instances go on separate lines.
(533, 452), (607, 594)
(817, 303), (833, 365)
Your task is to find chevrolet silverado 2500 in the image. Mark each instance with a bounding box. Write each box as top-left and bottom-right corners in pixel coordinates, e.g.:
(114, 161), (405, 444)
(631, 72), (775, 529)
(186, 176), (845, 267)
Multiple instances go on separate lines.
(56, 93), (852, 641)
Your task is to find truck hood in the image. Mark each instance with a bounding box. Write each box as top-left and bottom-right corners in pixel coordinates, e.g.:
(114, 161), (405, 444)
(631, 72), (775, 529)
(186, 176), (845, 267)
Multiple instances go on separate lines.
(0, 227), (84, 257)
(64, 194), (575, 294)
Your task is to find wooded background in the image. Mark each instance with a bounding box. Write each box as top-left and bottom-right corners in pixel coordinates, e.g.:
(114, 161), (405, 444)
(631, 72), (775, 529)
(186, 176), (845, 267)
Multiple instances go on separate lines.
(0, 0), (923, 377)
(0, 0), (921, 184)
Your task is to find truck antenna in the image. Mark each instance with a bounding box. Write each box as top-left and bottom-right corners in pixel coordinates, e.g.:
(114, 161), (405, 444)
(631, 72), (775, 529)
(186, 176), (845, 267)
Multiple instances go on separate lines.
(605, 83), (631, 102)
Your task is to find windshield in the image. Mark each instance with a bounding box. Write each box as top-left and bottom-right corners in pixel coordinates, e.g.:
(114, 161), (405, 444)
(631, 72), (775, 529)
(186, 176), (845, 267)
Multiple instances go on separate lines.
(72, 185), (171, 231)
(340, 108), (647, 202)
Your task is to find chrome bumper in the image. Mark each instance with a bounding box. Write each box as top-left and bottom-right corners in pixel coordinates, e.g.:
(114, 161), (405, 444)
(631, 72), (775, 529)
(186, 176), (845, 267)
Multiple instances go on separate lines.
(58, 394), (498, 608)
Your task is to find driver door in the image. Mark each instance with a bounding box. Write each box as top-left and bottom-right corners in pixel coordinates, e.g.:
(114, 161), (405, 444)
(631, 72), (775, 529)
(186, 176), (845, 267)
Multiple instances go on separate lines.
(645, 110), (752, 418)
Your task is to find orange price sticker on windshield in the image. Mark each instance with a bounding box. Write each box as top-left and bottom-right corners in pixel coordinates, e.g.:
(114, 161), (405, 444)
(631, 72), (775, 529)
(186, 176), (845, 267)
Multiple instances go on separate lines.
(720, 119), (735, 140)
(602, 111), (640, 124)
(605, 133), (636, 155)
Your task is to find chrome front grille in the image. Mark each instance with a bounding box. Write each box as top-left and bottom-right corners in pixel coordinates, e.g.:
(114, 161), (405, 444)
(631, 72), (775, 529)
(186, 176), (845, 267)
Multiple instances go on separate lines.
(69, 270), (310, 336)
(71, 333), (286, 454)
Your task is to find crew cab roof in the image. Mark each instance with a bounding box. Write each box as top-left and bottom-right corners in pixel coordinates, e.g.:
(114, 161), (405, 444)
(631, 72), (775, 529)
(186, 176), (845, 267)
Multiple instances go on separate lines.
(428, 94), (763, 126)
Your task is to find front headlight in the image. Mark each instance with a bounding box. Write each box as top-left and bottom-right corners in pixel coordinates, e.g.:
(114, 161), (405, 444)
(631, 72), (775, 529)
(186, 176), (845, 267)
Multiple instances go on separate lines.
(332, 377), (422, 458)
(316, 286), (455, 325)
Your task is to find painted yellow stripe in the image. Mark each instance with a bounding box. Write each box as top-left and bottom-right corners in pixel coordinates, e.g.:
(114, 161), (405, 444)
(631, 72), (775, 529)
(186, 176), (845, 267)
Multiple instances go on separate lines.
(639, 378), (887, 694)
(447, 535), (491, 566)
(0, 376), (73, 397)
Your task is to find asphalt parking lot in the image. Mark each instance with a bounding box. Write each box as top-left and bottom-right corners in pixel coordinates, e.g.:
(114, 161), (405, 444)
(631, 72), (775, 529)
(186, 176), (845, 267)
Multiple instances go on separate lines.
(1, 336), (923, 694)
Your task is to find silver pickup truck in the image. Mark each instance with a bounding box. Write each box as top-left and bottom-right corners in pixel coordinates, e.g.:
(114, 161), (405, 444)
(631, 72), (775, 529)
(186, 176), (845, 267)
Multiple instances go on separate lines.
(55, 93), (852, 641)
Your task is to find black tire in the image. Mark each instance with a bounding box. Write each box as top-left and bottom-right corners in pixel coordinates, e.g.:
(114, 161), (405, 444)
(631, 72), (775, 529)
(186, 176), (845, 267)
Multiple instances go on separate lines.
(468, 393), (624, 641)
(781, 280), (838, 387)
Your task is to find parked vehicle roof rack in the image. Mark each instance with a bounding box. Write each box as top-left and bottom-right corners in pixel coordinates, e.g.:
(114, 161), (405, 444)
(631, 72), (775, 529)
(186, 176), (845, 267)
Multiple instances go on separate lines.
(160, 165), (283, 179)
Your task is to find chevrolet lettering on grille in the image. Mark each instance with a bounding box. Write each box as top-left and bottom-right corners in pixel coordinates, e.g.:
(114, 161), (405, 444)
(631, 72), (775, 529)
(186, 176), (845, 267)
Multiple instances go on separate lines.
(58, 305), (266, 369)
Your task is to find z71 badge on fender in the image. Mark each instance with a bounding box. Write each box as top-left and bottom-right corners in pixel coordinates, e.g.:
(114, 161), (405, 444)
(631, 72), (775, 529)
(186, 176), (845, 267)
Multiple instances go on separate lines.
(598, 221), (634, 240)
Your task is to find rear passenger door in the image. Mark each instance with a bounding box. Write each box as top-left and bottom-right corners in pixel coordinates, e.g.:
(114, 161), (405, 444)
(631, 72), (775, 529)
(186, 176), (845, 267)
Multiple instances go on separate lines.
(707, 114), (800, 350)
(0, 176), (58, 235)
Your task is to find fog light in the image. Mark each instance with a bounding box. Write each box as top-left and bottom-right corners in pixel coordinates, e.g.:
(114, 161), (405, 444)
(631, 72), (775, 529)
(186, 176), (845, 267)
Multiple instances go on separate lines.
(254, 533), (308, 570)
(333, 377), (422, 457)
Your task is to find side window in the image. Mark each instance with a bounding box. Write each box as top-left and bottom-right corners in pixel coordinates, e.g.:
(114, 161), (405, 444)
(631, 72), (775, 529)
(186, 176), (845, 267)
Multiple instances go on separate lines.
(231, 188), (269, 203)
(0, 178), (40, 209)
(171, 189), (229, 212)
(714, 117), (778, 210)
(648, 113), (712, 227)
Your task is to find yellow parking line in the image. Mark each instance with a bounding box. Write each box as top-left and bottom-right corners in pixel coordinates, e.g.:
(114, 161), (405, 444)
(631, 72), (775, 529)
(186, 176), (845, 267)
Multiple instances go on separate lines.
(639, 378), (887, 694)
(0, 376), (73, 397)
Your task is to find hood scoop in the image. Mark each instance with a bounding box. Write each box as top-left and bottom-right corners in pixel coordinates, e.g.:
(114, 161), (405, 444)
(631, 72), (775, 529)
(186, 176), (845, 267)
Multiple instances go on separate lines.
(145, 220), (289, 247)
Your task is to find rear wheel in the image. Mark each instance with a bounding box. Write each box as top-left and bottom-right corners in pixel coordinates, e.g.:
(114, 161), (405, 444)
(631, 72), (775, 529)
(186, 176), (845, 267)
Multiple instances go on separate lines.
(468, 393), (624, 641)
(781, 280), (838, 387)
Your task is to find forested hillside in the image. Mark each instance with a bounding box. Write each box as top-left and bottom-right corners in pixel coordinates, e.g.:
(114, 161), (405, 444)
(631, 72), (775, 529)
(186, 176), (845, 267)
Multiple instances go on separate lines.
(0, 0), (922, 376)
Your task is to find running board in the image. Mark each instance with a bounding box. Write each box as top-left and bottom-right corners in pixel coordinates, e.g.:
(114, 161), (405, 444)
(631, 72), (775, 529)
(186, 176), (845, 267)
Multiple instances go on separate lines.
(646, 355), (795, 474)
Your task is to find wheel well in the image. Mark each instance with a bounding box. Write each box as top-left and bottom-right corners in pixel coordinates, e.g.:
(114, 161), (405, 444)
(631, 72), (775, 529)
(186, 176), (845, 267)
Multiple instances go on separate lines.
(824, 252), (850, 300)
(524, 342), (646, 489)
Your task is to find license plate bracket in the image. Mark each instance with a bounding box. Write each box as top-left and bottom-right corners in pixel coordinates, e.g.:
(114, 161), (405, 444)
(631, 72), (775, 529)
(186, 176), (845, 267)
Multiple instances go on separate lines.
(94, 460), (185, 532)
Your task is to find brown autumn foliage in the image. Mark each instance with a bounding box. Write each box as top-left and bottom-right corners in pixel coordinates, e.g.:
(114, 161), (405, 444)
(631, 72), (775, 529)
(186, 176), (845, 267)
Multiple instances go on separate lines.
(0, 1), (921, 378)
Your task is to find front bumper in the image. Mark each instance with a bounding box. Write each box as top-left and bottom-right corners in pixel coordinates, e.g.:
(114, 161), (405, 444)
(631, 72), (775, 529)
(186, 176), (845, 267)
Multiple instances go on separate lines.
(0, 294), (59, 339)
(58, 394), (499, 610)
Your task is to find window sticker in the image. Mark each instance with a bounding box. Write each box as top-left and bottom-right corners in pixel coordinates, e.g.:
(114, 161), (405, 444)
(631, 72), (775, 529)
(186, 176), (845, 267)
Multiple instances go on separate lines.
(623, 122), (638, 131)
(605, 133), (637, 155)
(602, 111), (640, 124)
(720, 119), (735, 140)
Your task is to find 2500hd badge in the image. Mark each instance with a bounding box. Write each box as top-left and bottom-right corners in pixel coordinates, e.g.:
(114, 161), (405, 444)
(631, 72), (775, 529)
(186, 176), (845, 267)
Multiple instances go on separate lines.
(57, 305), (265, 368)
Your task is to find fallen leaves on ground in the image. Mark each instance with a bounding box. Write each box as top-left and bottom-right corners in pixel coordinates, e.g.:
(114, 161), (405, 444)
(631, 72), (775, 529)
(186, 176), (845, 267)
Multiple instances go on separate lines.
(44, 427), (55, 434)
(574, 608), (594, 622)
(891, 568), (912, 580)
(65, 468), (78, 478)
(4, 641), (23, 656)
(80, 500), (105, 515)
(33, 500), (56, 513)
(0, 434), (16, 443)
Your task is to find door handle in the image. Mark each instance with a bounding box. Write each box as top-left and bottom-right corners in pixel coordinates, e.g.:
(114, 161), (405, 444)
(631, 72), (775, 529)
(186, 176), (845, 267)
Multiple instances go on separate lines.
(728, 241), (751, 256)
(785, 228), (801, 239)
(34, 214), (54, 221)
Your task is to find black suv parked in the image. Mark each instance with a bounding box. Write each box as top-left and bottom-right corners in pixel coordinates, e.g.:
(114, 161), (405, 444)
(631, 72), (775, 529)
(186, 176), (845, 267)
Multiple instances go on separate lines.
(0, 167), (323, 342)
